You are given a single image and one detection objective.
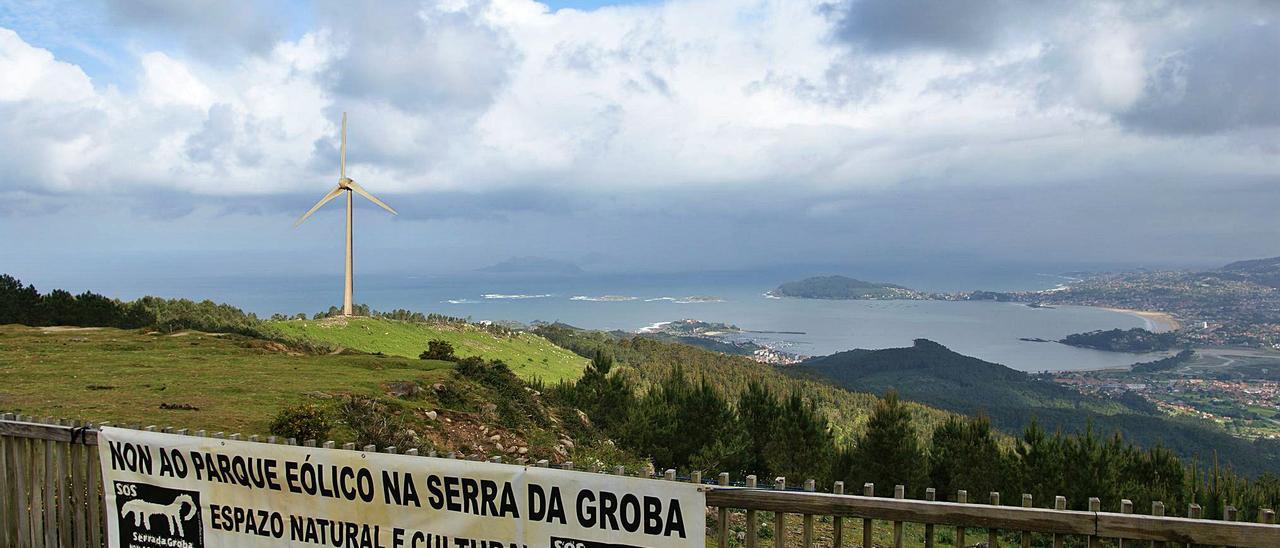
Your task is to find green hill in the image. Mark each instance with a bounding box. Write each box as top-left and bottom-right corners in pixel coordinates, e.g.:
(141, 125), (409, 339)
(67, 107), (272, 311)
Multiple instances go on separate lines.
(1218, 256), (1280, 288)
(771, 275), (915, 299)
(0, 324), (637, 468)
(533, 324), (961, 444)
(265, 317), (588, 384)
(798, 339), (1280, 476)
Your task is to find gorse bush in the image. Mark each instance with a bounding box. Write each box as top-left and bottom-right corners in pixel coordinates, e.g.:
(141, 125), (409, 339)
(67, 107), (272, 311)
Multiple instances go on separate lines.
(336, 396), (419, 450)
(420, 339), (457, 361)
(454, 356), (549, 428)
(269, 403), (332, 442)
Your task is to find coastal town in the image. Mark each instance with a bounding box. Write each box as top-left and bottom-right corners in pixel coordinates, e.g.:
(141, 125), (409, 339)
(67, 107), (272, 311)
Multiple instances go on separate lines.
(1045, 360), (1280, 440)
(1003, 267), (1280, 348)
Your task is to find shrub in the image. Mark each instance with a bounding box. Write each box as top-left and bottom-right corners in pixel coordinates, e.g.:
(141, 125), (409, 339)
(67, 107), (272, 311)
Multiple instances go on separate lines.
(420, 339), (457, 361)
(336, 396), (418, 450)
(268, 403), (332, 441)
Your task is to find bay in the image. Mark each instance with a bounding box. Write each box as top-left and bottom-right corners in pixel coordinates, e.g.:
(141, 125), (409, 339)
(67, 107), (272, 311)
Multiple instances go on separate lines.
(81, 270), (1161, 372)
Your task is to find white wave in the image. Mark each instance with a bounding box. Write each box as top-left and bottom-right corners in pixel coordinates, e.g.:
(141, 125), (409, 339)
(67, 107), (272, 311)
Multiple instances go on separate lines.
(637, 321), (672, 333)
(482, 293), (553, 300)
(644, 296), (722, 303)
(571, 295), (638, 302)
(674, 296), (723, 304)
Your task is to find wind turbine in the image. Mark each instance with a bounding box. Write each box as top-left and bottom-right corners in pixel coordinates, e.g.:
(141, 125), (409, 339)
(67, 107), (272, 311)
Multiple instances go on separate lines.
(295, 112), (397, 317)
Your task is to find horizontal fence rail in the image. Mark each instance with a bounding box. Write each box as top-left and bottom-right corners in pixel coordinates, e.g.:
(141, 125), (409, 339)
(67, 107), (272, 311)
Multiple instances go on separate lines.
(3, 415), (1279, 548)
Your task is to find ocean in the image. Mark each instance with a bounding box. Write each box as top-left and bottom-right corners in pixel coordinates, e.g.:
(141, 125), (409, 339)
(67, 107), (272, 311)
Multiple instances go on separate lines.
(75, 268), (1161, 372)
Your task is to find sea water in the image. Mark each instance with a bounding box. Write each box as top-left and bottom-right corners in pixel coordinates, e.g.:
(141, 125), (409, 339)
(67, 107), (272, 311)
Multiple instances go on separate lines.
(77, 269), (1160, 372)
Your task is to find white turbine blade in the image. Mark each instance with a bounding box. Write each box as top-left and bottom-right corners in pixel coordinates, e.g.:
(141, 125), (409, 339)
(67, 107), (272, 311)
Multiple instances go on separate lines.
(294, 186), (344, 227)
(340, 112), (347, 179)
(347, 180), (398, 215)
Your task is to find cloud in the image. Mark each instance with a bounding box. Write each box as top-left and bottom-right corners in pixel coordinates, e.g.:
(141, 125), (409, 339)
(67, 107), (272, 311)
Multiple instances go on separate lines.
(1117, 7), (1280, 134)
(103, 0), (292, 60)
(1, 0), (1278, 278)
(829, 0), (1022, 53)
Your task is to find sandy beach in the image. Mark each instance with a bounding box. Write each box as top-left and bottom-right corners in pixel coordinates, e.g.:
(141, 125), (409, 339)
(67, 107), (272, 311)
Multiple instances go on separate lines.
(1099, 307), (1181, 332)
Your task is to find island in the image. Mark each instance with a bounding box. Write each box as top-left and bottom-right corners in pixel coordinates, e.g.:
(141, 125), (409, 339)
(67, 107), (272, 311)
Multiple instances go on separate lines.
(769, 275), (930, 300)
(1058, 327), (1181, 352)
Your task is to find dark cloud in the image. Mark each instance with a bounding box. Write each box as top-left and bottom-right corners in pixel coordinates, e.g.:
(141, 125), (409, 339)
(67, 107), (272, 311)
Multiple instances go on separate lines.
(316, 0), (517, 112)
(104, 0), (291, 60)
(828, 0), (1021, 53)
(1118, 16), (1280, 134)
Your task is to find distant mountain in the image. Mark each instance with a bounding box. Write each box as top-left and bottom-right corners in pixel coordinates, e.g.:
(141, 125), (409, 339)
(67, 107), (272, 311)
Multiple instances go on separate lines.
(772, 275), (918, 299)
(1216, 256), (1280, 288)
(796, 339), (1279, 476)
(476, 256), (584, 276)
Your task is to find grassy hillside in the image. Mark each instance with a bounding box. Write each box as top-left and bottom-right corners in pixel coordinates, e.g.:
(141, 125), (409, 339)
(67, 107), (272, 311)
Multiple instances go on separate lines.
(799, 339), (1280, 476)
(0, 324), (632, 467)
(266, 316), (588, 384)
(0, 324), (451, 433)
(533, 324), (962, 444)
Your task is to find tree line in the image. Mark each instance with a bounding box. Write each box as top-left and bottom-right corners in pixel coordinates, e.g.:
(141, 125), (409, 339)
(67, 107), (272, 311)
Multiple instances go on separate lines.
(1, 274), (261, 335)
(555, 351), (1279, 521)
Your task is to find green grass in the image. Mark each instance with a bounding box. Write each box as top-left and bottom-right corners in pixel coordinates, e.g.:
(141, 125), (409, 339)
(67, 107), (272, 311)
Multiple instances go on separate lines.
(0, 324), (455, 434)
(265, 317), (588, 384)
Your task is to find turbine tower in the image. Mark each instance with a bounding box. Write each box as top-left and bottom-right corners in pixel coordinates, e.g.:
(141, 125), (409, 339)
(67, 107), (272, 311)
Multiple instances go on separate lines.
(295, 113), (397, 316)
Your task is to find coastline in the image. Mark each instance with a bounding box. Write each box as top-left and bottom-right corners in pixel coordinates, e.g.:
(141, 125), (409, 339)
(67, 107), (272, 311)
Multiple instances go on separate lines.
(1097, 307), (1181, 333)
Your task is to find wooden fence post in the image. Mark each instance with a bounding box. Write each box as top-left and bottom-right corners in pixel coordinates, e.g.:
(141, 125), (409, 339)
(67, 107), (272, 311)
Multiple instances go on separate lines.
(1119, 499), (1133, 548)
(863, 483), (875, 548)
(1261, 509), (1276, 525)
(989, 492), (1001, 548)
(802, 479), (816, 548)
(717, 473), (729, 548)
(745, 475), (758, 548)
(1020, 494), (1033, 548)
(1186, 503), (1202, 548)
(17, 426), (33, 547)
(894, 485), (906, 548)
(956, 490), (967, 548)
(1052, 496), (1066, 548)
(923, 488), (935, 548)
(834, 482), (846, 548)
(70, 420), (87, 548)
(43, 421), (55, 548)
(1152, 501), (1166, 548)
(56, 419), (70, 548)
(774, 477), (786, 548)
(87, 429), (103, 548)
(0, 415), (11, 548)
(1088, 498), (1101, 548)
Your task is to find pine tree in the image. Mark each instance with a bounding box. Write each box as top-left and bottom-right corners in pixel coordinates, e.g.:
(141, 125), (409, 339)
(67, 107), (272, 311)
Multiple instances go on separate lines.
(736, 381), (782, 478)
(928, 415), (1007, 501)
(843, 390), (926, 496)
(764, 392), (834, 484)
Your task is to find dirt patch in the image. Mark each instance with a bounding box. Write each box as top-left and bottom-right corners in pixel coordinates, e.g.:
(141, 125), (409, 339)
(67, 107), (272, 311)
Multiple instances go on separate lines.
(39, 326), (102, 333)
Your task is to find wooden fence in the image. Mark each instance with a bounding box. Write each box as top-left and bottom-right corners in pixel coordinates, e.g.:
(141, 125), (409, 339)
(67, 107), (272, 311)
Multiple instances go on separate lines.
(2, 415), (1278, 547)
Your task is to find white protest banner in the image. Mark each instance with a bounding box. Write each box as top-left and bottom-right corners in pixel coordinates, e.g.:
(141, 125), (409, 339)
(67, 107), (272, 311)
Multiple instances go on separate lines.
(98, 427), (705, 548)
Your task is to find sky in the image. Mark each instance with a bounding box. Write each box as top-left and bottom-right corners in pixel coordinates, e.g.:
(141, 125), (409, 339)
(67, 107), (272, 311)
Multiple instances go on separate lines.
(1, 0), (1278, 293)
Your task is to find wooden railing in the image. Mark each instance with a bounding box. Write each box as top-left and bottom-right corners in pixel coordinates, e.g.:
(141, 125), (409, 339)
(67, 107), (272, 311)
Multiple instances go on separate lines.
(3, 415), (1278, 547)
